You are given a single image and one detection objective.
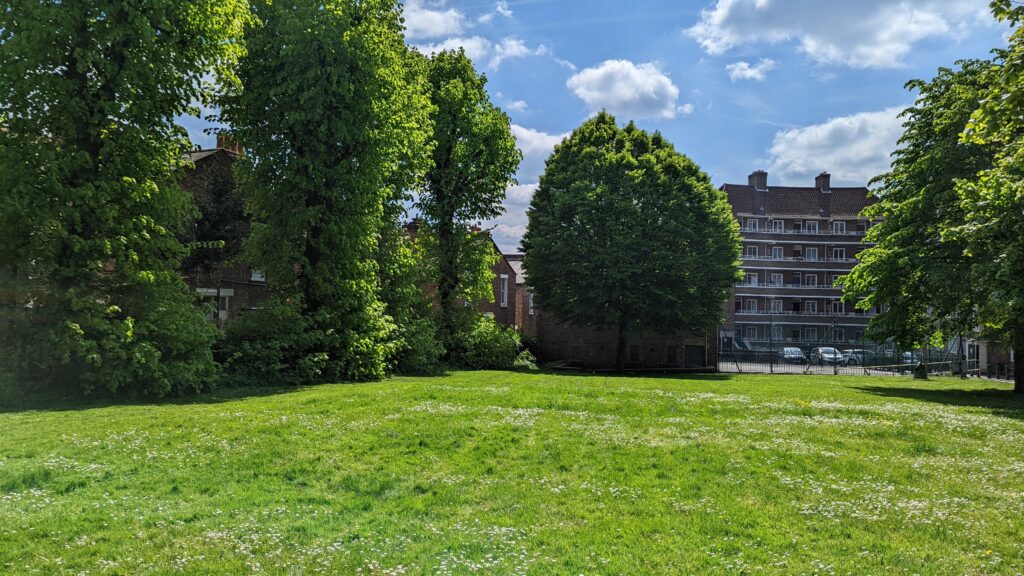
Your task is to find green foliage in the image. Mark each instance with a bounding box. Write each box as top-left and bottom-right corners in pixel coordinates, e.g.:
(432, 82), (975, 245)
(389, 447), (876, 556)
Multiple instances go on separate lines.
(416, 49), (521, 355)
(954, 6), (1024, 390)
(522, 112), (741, 368)
(220, 0), (433, 382)
(0, 0), (248, 395)
(458, 315), (521, 370)
(842, 60), (996, 348)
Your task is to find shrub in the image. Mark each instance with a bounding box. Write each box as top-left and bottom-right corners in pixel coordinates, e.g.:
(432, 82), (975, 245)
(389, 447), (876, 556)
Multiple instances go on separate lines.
(513, 349), (538, 370)
(459, 315), (521, 370)
(217, 301), (325, 386)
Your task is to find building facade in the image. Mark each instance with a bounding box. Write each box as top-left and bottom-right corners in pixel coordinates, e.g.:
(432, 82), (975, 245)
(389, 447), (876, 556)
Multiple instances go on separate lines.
(721, 170), (877, 349)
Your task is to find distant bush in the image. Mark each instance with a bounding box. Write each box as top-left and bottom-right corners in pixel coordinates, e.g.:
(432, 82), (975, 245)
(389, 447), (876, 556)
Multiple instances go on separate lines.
(513, 349), (538, 370)
(217, 301), (326, 386)
(391, 316), (444, 375)
(459, 315), (521, 370)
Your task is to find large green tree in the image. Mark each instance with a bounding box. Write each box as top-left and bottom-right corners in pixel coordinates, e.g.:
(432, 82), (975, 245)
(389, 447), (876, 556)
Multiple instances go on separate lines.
(0, 1), (248, 394)
(522, 113), (741, 370)
(219, 0), (432, 382)
(843, 60), (996, 348)
(954, 1), (1024, 393)
(416, 49), (521, 358)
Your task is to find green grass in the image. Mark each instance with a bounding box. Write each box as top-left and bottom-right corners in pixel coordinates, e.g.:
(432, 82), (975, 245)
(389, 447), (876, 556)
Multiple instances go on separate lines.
(1, 372), (1023, 575)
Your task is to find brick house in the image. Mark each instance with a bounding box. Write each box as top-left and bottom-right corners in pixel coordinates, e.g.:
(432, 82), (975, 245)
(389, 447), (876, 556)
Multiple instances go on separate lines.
(178, 141), (269, 325)
(504, 254), (717, 371)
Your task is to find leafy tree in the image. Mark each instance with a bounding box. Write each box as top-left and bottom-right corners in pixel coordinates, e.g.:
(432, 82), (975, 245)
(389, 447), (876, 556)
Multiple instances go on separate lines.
(954, 2), (1024, 393)
(0, 1), (248, 395)
(522, 112), (741, 370)
(416, 49), (521, 358)
(219, 0), (432, 382)
(843, 60), (996, 348)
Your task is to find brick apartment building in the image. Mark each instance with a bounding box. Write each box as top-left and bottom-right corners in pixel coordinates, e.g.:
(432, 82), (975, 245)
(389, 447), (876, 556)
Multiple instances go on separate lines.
(721, 170), (877, 349)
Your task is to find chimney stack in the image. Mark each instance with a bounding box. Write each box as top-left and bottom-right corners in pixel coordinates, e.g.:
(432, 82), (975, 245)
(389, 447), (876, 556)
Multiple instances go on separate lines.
(815, 172), (831, 192)
(216, 133), (242, 154)
(748, 170), (768, 191)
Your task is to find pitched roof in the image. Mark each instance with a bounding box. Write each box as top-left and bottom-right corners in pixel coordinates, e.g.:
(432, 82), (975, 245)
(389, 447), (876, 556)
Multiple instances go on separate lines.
(721, 184), (874, 219)
(185, 148), (238, 164)
(504, 254), (526, 284)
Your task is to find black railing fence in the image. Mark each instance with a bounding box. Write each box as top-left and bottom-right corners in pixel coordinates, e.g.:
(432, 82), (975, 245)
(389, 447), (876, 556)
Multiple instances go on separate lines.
(718, 327), (1014, 380)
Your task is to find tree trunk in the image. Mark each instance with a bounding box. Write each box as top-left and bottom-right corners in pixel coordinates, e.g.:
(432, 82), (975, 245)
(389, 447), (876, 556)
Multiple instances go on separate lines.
(1014, 339), (1023, 395)
(614, 318), (627, 373)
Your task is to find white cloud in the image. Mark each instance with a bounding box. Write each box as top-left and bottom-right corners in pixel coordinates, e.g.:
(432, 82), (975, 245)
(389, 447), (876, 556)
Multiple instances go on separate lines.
(489, 37), (549, 70)
(677, 103), (695, 115)
(497, 93), (528, 113)
(511, 124), (566, 182)
(566, 60), (684, 120)
(403, 0), (466, 40)
(478, 1), (513, 23)
(414, 36), (491, 62)
(687, 0), (989, 68)
(765, 106), (905, 185)
(506, 183), (538, 204)
(414, 36), (548, 71)
(726, 58), (776, 81)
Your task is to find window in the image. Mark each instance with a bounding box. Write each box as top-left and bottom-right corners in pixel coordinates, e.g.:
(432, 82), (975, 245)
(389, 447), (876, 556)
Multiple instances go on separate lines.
(745, 326), (757, 340)
(832, 248), (846, 260)
(770, 273), (783, 286)
(793, 272), (802, 286)
(805, 221), (819, 233)
(770, 299), (783, 313)
(499, 274), (509, 308)
(832, 301), (845, 315)
(770, 220), (784, 232)
(805, 274), (818, 287)
(745, 218), (759, 231)
(734, 299), (742, 312)
(804, 327), (818, 341)
(805, 300), (818, 314)
(251, 269), (266, 282)
(832, 274), (843, 287)
(793, 222), (803, 233)
(745, 273), (758, 286)
(745, 245), (758, 258)
(772, 326), (784, 340)
(528, 291), (534, 315)
(771, 246), (783, 259)
(832, 328), (845, 341)
(832, 221), (846, 234)
(805, 247), (819, 260)
(744, 299), (758, 312)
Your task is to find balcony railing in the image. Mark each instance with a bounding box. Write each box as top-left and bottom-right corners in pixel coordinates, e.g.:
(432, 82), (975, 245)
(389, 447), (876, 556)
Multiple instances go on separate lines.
(741, 256), (858, 264)
(736, 282), (842, 289)
(740, 227), (868, 237)
(734, 309), (874, 318)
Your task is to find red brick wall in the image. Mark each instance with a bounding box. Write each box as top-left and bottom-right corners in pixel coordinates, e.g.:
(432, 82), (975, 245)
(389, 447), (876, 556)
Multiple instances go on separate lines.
(477, 256), (517, 327)
(183, 264), (270, 325)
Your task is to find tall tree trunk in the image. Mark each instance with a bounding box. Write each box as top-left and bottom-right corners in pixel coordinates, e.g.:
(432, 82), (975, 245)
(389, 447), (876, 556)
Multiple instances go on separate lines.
(436, 218), (459, 357)
(614, 317), (627, 372)
(1014, 324), (1023, 394)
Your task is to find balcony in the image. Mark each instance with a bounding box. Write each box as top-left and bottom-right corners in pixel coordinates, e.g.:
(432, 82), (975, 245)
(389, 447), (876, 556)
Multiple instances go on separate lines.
(734, 309), (874, 320)
(741, 256), (859, 264)
(739, 226), (868, 237)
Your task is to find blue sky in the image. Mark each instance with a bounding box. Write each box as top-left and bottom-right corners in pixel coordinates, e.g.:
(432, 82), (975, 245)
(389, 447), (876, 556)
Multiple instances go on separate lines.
(183, 0), (1007, 252)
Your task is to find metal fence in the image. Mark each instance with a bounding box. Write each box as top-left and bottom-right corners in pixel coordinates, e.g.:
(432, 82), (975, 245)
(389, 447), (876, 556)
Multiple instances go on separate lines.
(716, 328), (1013, 378)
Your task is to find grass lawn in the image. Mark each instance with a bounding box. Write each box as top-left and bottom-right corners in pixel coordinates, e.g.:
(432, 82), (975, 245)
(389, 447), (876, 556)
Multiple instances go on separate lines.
(1, 372), (1023, 575)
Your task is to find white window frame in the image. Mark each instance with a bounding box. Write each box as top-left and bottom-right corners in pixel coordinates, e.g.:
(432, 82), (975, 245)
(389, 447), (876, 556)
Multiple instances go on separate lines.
(745, 219), (759, 231)
(744, 299), (758, 312)
(770, 299), (783, 313)
(832, 248), (846, 260)
(805, 247), (819, 260)
(805, 300), (818, 314)
(745, 325), (757, 339)
(832, 221), (846, 234)
(770, 273), (783, 286)
(745, 273), (759, 286)
(250, 269), (266, 282)
(805, 221), (819, 233)
(805, 274), (818, 287)
(804, 327), (818, 341)
(832, 301), (845, 315)
(771, 246), (783, 260)
(746, 245), (758, 258)
(528, 291), (534, 315)
(770, 220), (784, 232)
(499, 274), (509, 308)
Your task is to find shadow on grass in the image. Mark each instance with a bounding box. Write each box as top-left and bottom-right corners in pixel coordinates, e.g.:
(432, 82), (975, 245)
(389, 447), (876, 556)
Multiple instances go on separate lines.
(855, 385), (1024, 420)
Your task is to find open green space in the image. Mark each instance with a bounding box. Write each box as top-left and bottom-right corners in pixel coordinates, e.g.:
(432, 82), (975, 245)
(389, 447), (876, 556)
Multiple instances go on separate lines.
(1, 372), (1022, 575)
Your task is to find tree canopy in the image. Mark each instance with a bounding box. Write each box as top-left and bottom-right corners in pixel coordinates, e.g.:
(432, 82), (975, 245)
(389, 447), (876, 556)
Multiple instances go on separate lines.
(416, 49), (521, 358)
(0, 0), (248, 394)
(219, 0), (433, 382)
(522, 112), (740, 370)
(842, 59), (996, 348)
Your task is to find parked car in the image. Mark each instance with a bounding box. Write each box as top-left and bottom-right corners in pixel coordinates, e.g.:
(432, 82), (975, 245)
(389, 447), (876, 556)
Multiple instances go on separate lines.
(778, 347), (807, 364)
(809, 346), (844, 365)
(841, 349), (875, 366)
